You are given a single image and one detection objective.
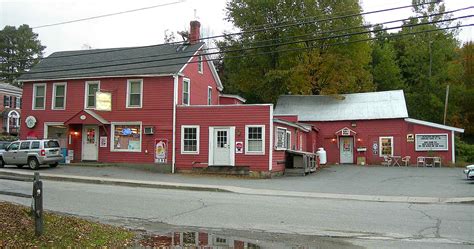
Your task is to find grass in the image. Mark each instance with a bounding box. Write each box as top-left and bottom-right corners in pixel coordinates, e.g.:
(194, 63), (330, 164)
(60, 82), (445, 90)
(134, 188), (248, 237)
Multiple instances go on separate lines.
(0, 201), (134, 247)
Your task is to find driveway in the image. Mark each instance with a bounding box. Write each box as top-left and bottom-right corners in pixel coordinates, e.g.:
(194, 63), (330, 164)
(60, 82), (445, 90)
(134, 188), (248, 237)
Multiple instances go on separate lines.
(1, 164), (472, 198)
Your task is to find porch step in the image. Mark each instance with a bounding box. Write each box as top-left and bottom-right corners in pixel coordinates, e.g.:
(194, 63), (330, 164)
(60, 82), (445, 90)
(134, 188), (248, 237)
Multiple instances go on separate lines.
(284, 168), (307, 177)
(192, 166), (250, 176)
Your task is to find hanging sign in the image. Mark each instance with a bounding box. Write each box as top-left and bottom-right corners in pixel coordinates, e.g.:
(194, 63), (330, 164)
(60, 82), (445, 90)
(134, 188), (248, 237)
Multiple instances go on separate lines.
(341, 128), (351, 136)
(155, 139), (168, 163)
(235, 141), (243, 153)
(96, 92), (112, 111)
(415, 134), (448, 151)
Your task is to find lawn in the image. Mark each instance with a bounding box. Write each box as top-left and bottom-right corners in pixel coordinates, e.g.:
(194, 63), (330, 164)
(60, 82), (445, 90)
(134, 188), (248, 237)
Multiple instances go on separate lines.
(0, 201), (134, 247)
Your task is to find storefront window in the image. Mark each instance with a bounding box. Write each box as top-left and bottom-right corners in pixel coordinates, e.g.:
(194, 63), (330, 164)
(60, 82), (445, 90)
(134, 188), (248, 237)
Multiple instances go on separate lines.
(379, 136), (393, 157)
(112, 123), (141, 152)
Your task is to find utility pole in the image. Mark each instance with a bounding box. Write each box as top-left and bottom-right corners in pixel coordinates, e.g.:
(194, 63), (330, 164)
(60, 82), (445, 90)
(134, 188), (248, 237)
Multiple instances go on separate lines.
(443, 84), (449, 125)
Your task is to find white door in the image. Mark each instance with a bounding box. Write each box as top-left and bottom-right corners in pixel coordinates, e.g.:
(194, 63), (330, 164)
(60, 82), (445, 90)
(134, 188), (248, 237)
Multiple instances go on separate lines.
(340, 137), (354, 164)
(82, 125), (98, 161)
(213, 128), (231, 165)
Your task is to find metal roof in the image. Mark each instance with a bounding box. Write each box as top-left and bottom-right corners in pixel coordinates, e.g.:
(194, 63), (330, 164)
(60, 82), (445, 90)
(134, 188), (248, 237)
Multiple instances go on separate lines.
(405, 118), (464, 133)
(274, 90), (409, 121)
(18, 42), (206, 81)
(0, 82), (22, 94)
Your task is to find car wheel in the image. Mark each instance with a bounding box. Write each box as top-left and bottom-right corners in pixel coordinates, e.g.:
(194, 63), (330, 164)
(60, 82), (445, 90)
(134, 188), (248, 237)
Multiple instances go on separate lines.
(28, 157), (40, 170)
(16, 165), (24, 168)
(49, 162), (58, 168)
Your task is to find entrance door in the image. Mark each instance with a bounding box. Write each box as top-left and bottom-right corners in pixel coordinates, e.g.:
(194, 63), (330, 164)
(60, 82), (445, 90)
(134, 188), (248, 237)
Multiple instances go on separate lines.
(82, 125), (98, 161)
(213, 128), (232, 165)
(339, 137), (354, 164)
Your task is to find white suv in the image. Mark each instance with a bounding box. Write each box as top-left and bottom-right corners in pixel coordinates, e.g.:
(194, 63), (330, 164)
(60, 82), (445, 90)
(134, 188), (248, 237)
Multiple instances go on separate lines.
(0, 139), (64, 169)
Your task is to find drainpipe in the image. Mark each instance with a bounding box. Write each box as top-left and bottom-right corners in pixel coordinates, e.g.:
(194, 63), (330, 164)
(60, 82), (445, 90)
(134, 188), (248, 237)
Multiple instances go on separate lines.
(172, 75), (178, 173)
(269, 104), (273, 172)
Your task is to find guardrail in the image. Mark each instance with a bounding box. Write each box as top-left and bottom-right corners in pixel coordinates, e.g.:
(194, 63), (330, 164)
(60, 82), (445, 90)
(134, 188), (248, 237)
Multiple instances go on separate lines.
(0, 172), (43, 236)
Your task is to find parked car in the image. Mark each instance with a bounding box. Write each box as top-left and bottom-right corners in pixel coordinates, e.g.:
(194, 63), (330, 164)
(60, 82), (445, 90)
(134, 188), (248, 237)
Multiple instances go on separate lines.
(0, 141), (11, 155)
(464, 165), (474, 180)
(0, 139), (63, 169)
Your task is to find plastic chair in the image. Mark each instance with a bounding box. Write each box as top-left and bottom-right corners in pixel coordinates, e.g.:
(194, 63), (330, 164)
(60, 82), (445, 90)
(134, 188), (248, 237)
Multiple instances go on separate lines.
(417, 157), (426, 167)
(402, 156), (411, 166)
(382, 156), (392, 166)
(433, 157), (442, 167)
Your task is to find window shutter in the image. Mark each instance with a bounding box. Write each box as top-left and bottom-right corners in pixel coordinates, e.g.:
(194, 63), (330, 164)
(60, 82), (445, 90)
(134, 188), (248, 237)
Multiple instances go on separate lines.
(19, 98), (22, 109)
(3, 96), (7, 107)
(11, 96), (16, 108)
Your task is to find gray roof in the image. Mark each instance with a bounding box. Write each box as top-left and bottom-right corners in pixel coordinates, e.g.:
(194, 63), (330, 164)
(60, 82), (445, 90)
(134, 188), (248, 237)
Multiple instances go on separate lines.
(18, 42), (205, 81)
(274, 90), (409, 121)
(0, 82), (22, 94)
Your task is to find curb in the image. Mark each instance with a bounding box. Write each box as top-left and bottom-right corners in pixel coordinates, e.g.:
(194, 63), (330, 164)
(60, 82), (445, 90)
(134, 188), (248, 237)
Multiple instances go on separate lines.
(1, 169), (473, 204)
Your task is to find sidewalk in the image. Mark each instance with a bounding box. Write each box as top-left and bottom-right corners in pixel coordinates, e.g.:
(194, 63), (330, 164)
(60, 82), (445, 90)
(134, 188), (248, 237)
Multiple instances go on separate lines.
(1, 165), (473, 204)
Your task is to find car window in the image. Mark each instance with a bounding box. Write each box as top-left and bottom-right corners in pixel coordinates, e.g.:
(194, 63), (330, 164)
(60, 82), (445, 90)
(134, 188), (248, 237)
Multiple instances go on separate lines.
(31, 141), (40, 149)
(20, 142), (31, 150)
(44, 140), (60, 148)
(0, 142), (10, 150)
(7, 142), (20, 151)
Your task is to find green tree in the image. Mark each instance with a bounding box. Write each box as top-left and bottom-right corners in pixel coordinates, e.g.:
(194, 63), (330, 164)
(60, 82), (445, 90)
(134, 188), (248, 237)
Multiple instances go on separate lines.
(219, 0), (374, 103)
(0, 24), (45, 86)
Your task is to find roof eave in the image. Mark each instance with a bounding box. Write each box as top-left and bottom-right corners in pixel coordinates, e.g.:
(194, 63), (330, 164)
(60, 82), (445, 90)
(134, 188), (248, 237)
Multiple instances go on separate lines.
(404, 118), (464, 133)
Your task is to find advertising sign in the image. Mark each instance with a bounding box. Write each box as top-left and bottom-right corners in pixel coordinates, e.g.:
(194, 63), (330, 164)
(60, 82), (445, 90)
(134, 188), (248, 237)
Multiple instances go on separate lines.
(99, 136), (107, 147)
(415, 134), (448, 151)
(96, 92), (112, 111)
(155, 139), (168, 163)
(235, 141), (243, 153)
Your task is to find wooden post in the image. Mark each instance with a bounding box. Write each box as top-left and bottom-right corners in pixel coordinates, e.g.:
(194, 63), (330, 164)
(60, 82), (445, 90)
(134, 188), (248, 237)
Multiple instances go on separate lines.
(33, 172), (43, 236)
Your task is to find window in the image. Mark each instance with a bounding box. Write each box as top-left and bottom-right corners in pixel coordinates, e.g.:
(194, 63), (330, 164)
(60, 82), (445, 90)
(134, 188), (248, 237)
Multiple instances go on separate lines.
(286, 131), (291, 150)
(52, 82), (67, 109)
(182, 78), (190, 105)
(207, 87), (212, 105)
(275, 127), (287, 150)
(3, 95), (10, 108)
(299, 133), (303, 151)
(181, 125), (199, 154)
(7, 142), (19, 151)
(20, 141), (30, 150)
(16, 97), (21, 109)
(33, 83), (46, 110)
(245, 125), (265, 154)
(379, 136), (394, 157)
(198, 54), (203, 73)
(31, 141), (40, 149)
(44, 140), (60, 148)
(111, 123), (142, 152)
(126, 79), (142, 108)
(85, 81), (99, 108)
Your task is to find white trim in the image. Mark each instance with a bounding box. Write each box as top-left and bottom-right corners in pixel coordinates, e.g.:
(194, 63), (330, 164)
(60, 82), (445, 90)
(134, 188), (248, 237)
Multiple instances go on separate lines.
(182, 78), (190, 105)
(18, 73), (177, 83)
(178, 43), (205, 74)
(379, 136), (394, 157)
(198, 54), (203, 74)
(230, 127), (236, 166)
(405, 118), (464, 133)
(32, 83), (46, 110)
(126, 79), (143, 108)
(273, 118), (311, 132)
(6, 110), (20, 133)
(451, 130), (455, 163)
(208, 126), (235, 166)
(414, 133), (449, 152)
(110, 122), (142, 152)
(207, 86), (212, 105)
(84, 109), (110, 124)
(82, 125), (99, 161)
(275, 126), (288, 150)
(52, 82), (67, 110)
(286, 130), (292, 150)
(219, 94), (246, 103)
(208, 127), (213, 166)
(205, 54), (224, 91)
(84, 81), (100, 109)
(172, 75), (178, 174)
(269, 106), (273, 171)
(43, 122), (65, 139)
(245, 125), (266, 155)
(177, 103), (273, 108)
(181, 125), (200, 154)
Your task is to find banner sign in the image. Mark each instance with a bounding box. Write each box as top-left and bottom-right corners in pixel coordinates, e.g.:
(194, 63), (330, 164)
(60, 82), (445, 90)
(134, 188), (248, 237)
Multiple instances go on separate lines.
(415, 134), (448, 151)
(155, 139), (168, 163)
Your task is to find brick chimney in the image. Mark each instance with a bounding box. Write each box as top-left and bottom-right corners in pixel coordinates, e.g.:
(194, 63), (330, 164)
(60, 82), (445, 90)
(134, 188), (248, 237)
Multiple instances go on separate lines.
(189, 20), (201, 44)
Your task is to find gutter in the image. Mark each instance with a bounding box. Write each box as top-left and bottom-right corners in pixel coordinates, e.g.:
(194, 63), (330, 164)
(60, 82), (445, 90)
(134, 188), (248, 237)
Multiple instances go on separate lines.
(172, 75), (178, 173)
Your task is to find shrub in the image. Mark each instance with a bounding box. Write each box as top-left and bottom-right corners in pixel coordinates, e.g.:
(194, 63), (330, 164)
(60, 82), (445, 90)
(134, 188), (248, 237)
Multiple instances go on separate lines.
(456, 138), (474, 164)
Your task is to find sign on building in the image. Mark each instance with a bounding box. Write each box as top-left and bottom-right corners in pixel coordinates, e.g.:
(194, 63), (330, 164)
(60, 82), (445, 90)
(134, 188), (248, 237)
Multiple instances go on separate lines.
(155, 139), (168, 163)
(96, 92), (112, 111)
(415, 134), (448, 151)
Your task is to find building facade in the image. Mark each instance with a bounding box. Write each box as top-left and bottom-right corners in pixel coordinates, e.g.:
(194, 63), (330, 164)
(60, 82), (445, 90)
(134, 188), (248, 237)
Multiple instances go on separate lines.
(0, 83), (22, 136)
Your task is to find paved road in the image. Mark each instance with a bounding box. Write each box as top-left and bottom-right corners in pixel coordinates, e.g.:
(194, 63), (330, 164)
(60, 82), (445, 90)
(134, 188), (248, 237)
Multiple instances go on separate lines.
(3, 164), (472, 198)
(1, 180), (472, 248)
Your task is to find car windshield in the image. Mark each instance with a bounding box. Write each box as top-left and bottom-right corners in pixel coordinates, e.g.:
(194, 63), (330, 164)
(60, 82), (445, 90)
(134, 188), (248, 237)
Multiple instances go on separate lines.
(44, 140), (60, 148)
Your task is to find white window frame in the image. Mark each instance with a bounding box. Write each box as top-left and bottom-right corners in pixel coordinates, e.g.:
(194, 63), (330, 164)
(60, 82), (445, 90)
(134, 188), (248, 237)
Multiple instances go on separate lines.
(84, 81), (100, 109)
(32, 83), (46, 110)
(198, 54), (203, 74)
(52, 82), (67, 110)
(182, 78), (190, 105)
(415, 133), (449, 151)
(286, 130), (291, 150)
(181, 125), (200, 154)
(275, 127), (287, 150)
(245, 125), (265, 155)
(110, 122), (142, 152)
(15, 97), (21, 109)
(207, 86), (212, 105)
(126, 79), (143, 108)
(379, 136), (394, 157)
(299, 133), (303, 151)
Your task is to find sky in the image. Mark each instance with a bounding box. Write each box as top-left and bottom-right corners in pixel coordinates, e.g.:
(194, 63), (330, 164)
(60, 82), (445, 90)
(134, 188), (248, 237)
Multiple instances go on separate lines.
(0, 0), (472, 56)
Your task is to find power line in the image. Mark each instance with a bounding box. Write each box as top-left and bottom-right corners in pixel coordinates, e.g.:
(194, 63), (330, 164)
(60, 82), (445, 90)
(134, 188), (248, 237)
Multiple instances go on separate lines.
(14, 0), (440, 61)
(18, 15), (472, 76)
(32, 0), (185, 29)
(25, 6), (472, 69)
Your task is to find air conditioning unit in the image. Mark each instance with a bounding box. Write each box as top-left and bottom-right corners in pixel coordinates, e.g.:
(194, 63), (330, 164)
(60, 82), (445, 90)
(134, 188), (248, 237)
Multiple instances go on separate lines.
(144, 126), (154, 135)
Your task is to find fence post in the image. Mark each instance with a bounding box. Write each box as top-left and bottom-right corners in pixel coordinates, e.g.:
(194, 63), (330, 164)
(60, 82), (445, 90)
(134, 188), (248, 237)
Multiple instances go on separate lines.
(32, 172), (43, 236)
